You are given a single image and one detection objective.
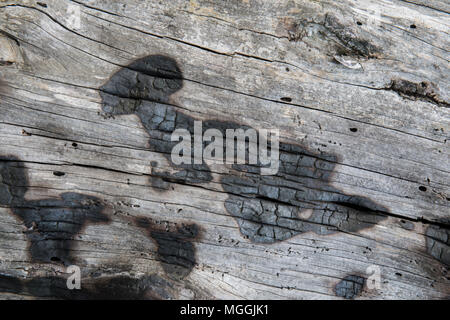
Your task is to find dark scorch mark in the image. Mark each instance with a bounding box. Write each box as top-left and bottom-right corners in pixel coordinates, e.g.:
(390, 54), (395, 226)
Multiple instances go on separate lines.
(0, 273), (174, 300)
(334, 275), (365, 299)
(0, 156), (110, 265)
(100, 55), (388, 244)
(425, 221), (450, 267)
(100, 55), (212, 189)
(389, 78), (449, 107)
(135, 217), (200, 279)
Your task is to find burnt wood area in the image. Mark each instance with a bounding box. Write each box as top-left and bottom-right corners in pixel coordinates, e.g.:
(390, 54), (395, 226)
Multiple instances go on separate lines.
(0, 0), (449, 300)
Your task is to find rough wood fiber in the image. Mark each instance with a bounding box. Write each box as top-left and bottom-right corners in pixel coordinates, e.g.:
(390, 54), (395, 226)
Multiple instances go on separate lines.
(0, 0), (448, 299)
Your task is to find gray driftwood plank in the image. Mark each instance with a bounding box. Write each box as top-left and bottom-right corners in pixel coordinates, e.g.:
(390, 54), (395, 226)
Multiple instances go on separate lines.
(0, 0), (448, 299)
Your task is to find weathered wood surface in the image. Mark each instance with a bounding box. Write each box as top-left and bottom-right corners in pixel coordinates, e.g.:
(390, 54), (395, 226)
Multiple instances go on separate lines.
(0, 0), (448, 299)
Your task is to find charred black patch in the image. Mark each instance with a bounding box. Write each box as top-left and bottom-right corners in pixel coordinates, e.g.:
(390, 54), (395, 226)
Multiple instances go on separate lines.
(0, 274), (23, 294)
(135, 217), (199, 279)
(80, 274), (174, 299)
(100, 55), (212, 189)
(425, 222), (450, 267)
(222, 147), (387, 242)
(100, 55), (388, 244)
(100, 54), (183, 115)
(0, 156), (110, 265)
(389, 78), (448, 107)
(0, 273), (174, 300)
(334, 275), (365, 299)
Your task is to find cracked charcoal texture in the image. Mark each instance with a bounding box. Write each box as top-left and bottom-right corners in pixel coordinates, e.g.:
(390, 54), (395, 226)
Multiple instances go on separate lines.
(426, 223), (450, 266)
(135, 217), (199, 279)
(0, 156), (110, 265)
(101, 56), (388, 244)
(100, 55), (212, 186)
(334, 275), (365, 299)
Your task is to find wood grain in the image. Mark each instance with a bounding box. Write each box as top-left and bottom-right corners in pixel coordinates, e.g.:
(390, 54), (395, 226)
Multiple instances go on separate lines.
(0, 0), (448, 299)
